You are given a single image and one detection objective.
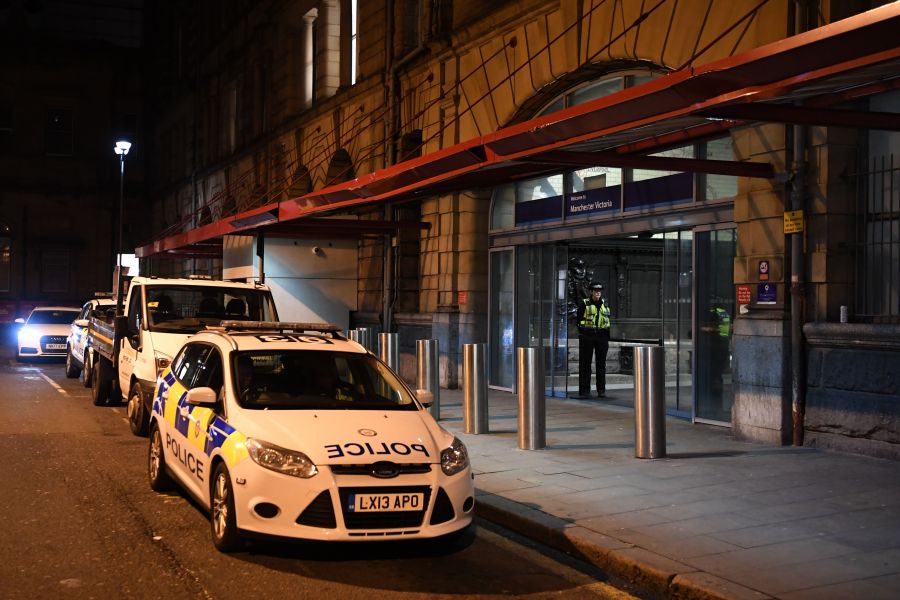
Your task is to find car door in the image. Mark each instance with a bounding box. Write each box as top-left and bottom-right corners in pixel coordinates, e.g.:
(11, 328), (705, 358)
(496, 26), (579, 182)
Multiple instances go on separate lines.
(70, 304), (90, 359)
(181, 346), (225, 502)
(118, 285), (143, 398)
(164, 342), (211, 487)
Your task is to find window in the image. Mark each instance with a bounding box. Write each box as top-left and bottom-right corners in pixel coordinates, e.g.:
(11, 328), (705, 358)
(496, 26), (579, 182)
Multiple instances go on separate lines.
(173, 344), (212, 388)
(126, 285), (143, 336)
(194, 348), (224, 397)
(857, 90), (900, 322)
(0, 231), (10, 292)
(46, 108), (73, 156)
(489, 71), (737, 231)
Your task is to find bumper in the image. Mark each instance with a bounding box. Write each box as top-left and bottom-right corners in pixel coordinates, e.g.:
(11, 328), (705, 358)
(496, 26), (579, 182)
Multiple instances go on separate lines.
(229, 461), (475, 541)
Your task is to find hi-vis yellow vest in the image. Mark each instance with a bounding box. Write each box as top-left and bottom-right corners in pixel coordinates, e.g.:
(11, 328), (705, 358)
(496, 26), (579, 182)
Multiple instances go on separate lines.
(579, 299), (610, 330)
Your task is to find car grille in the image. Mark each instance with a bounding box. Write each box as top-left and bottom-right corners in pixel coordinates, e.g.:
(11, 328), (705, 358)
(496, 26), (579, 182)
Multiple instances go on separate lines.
(429, 488), (455, 525)
(330, 463), (432, 477)
(40, 336), (67, 353)
(338, 486), (431, 530)
(296, 490), (337, 528)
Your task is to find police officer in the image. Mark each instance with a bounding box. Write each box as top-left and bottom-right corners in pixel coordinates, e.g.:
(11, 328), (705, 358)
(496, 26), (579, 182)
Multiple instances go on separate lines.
(575, 282), (611, 399)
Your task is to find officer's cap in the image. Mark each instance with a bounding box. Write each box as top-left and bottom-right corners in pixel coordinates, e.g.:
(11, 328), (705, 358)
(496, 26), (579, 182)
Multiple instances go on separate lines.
(589, 282), (603, 291)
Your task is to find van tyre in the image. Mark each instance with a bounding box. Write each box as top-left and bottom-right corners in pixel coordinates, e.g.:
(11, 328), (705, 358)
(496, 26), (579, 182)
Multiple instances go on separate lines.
(91, 358), (112, 406)
(65, 347), (80, 378)
(211, 463), (244, 552)
(128, 382), (149, 437)
(148, 423), (173, 492)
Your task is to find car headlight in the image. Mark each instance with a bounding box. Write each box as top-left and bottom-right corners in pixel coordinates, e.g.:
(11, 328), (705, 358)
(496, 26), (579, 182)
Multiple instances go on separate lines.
(440, 437), (469, 476)
(246, 438), (318, 478)
(18, 326), (40, 347)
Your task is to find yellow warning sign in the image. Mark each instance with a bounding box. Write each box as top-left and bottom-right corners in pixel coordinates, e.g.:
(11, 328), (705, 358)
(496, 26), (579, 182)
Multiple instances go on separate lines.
(784, 210), (804, 234)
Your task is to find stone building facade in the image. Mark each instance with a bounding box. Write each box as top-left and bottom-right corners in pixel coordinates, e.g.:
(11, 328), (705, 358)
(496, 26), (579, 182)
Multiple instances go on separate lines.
(142, 1), (899, 458)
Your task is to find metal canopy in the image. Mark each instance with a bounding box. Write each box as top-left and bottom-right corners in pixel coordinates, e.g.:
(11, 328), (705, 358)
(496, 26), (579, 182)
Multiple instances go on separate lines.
(137, 3), (900, 259)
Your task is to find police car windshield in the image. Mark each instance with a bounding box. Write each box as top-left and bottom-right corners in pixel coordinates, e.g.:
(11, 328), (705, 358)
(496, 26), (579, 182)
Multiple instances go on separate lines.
(145, 286), (276, 333)
(28, 309), (80, 325)
(232, 350), (417, 411)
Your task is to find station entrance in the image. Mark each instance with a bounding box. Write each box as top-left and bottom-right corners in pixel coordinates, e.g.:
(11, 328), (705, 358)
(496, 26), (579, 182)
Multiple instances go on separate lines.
(489, 227), (735, 424)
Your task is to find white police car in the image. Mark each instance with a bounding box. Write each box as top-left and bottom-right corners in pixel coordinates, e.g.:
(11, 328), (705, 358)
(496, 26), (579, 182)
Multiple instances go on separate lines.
(148, 321), (474, 551)
(65, 296), (115, 384)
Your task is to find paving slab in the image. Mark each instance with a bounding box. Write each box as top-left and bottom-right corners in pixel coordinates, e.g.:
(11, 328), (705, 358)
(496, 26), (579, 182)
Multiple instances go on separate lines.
(437, 388), (900, 599)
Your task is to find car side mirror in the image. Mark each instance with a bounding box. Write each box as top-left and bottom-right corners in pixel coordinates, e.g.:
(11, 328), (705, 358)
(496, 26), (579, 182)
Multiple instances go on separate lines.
(14, 317), (24, 324)
(416, 389), (434, 407)
(186, 387), (218, 408)
(74, 319), (89, 328)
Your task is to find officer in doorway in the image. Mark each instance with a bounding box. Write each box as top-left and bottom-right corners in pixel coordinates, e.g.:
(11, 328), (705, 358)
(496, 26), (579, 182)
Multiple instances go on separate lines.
(574, 282), (611, 399)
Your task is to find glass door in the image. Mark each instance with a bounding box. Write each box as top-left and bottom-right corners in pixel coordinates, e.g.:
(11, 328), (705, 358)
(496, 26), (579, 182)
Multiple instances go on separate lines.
(662, 231), (693, 417)
(694, 228), (736, 424)
(489, 248), (515, 390)
(514, 244), (569, 397)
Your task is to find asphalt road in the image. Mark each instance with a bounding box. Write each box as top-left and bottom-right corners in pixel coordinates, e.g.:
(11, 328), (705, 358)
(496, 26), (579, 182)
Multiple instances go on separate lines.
(0, 345), (638, 600)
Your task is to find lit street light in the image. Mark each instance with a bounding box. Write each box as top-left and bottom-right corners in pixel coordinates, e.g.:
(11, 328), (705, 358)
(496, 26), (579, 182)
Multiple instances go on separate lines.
(114, 140), (131, 315)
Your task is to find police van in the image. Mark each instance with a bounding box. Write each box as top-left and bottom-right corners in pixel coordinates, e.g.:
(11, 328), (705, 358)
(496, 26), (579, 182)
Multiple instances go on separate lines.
(147, 321), (474, 551)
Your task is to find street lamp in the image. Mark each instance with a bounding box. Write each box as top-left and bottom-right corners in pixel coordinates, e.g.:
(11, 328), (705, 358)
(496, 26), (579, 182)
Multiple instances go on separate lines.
(114, 140), (131, 314)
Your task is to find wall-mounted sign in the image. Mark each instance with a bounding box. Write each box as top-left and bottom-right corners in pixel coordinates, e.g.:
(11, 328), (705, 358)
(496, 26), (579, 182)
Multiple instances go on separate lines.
(457, 291), (468, 305)
(565, 187), (620, 218)
(757, 283), (777, 304)
(736, 285), (752, 305)
(758, 259), (770, 281)
(784, 209), (804, 234)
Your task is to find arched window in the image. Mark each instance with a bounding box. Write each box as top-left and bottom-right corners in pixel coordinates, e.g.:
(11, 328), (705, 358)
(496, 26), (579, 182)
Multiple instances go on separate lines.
(326, 149), (355, 186)
(490, 71), (736, 231)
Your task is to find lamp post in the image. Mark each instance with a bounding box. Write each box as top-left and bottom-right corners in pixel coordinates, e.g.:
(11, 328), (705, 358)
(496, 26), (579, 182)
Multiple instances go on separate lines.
(114, 140), (131, 315)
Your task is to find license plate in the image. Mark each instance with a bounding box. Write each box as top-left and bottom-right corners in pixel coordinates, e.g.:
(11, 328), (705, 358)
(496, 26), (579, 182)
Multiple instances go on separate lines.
(45, 344), (66, 350)
(348, 492), (424, 512)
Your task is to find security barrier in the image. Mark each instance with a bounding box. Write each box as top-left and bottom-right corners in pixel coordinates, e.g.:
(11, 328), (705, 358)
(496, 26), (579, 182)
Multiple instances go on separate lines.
(634, 345), (666, 458)
(379, 332), (399, 372)
(516, 347), (545, 450)
(462, 343), (488, 434)
(416, 339), (441, 420)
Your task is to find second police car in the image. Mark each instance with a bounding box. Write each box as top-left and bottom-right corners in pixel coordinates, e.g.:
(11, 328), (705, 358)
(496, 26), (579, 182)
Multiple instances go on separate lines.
(65, 295), (116, 385)
(148, 321), (474, 551)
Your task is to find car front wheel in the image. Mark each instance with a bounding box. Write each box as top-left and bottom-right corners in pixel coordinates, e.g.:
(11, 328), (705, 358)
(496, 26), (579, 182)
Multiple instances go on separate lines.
(148, 423), (173, 491)
(81, 351), (93, 388)
(127, 382), (149, 437)
(210, 463), (243, 552)
(65, 347), (80, 378)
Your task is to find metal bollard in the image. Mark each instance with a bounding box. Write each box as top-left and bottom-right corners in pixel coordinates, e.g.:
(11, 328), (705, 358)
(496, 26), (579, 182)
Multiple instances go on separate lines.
(348, 328), (362, 346)
(416, 339), (440, 420)
(379, 332), (399, 372)
(634, 345), (666, 458)
(359, 327), (375, 352)
(463, 343), (488, 433)
(516, 347), (545, 450)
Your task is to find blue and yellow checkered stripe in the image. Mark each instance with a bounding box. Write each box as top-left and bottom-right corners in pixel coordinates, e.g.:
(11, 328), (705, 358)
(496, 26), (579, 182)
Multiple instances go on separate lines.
(153, 369), (249, 467)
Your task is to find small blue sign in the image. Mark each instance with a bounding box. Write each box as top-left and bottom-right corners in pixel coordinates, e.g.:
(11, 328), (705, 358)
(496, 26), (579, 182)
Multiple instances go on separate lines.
(757, 283), (777, 304)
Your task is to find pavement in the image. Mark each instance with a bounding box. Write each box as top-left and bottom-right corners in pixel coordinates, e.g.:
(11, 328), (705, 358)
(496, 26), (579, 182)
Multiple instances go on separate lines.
(436, 387), (900, 600)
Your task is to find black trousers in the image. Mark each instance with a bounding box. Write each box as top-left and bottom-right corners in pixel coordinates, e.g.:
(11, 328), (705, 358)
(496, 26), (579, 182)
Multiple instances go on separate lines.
(579, 331), (609, 395)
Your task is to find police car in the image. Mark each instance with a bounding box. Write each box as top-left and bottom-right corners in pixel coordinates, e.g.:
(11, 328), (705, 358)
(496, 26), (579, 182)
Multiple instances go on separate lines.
(148, 321), (474, 551)
(65, 295), (115, 385)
